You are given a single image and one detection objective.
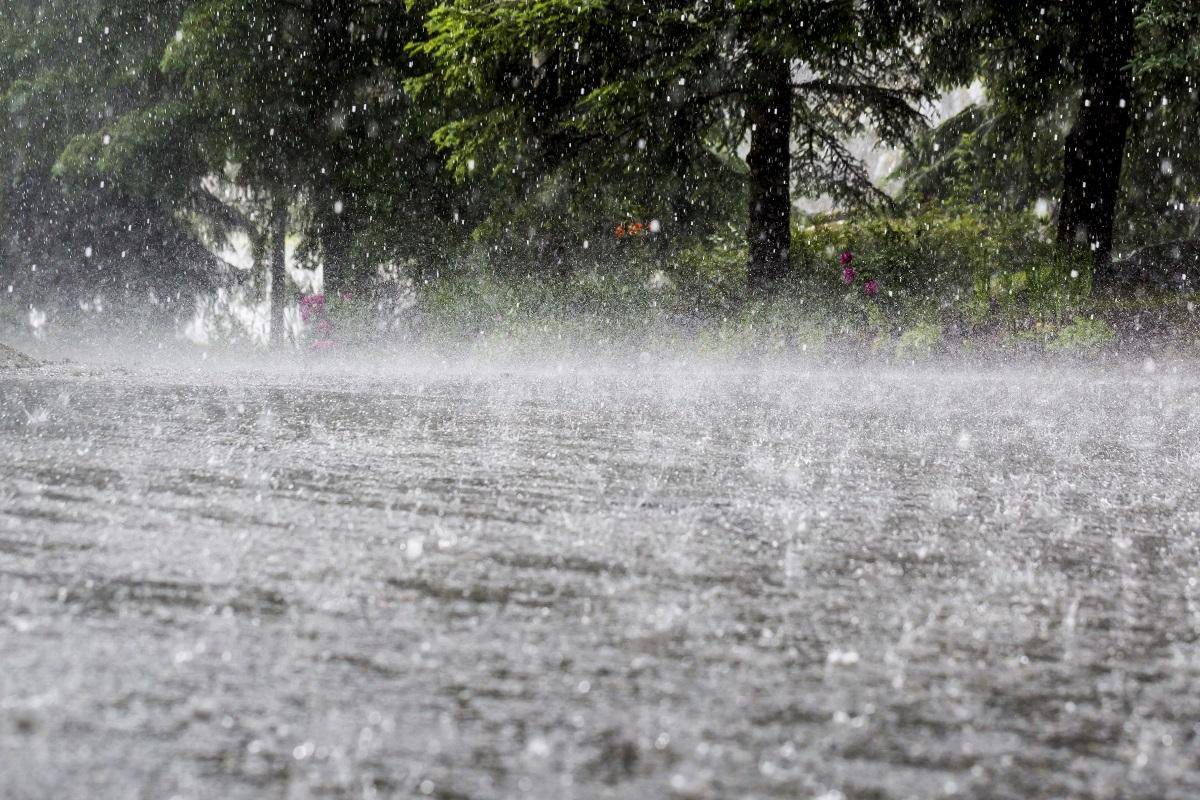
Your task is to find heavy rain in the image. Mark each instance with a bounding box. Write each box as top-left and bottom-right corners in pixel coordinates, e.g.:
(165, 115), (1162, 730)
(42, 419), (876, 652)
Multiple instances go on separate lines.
(3, 1), (1200, 799)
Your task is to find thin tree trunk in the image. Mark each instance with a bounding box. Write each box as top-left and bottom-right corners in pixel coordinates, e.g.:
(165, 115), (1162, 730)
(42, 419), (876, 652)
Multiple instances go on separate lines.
(746, 53), (792, 294)
(269, 195), (288, 346)
(321, 203), (353, 297)
(1057, 0), (1137, 271)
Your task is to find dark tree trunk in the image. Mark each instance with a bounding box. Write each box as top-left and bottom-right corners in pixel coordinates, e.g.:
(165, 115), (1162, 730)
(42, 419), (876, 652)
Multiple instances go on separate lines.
(1057, 0), (1137, 271)
(269, 195), (288, 346)
(320, 203), (353, 297)
(310, 0), (357, 298)
(746, 54), (792, 294)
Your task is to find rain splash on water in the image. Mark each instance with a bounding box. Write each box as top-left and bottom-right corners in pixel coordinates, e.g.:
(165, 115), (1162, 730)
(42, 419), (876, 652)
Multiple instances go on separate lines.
(3, 350), (1200, 799)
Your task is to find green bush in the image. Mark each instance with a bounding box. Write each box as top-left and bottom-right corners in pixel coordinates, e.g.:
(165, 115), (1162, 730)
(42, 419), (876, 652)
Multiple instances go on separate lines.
(382, 207), (1187, 357)
(792, 208), (1094, 330)
(895, 321), (946, 357)
(1047, 316), (1116, 352)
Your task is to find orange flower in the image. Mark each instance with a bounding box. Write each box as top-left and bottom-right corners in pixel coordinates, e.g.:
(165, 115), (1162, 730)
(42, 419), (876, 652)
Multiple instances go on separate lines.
(630, 222), (645, 235)
(615, 224), (625, 239)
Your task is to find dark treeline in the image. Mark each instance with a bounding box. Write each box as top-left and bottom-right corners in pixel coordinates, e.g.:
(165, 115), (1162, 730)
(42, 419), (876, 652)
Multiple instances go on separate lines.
(2, 0), (1198, 339)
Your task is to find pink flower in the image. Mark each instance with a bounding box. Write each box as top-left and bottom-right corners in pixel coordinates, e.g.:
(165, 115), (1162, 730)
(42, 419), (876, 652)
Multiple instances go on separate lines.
(841, 266), (857, 284)
(311, 339), (336, 351)
(299, 293), (327, 323)
(302, 292), (331, 321)
(838, 250), (853, 265)
(863, 279), (879, 297)
(340, 292), (352, 301)
(316, 318), (334, 335)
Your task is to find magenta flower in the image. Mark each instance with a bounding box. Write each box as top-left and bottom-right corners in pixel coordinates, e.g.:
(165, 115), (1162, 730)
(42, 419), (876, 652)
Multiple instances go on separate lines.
(340, 292), (352, 301)
(841, 266), (857, 284)
(299, 293), (326, 323)
(838, 250), (854, 266)
(863, 279), (879, 297)
(316, 318), (334, 335)
(299, 294), (328, 323)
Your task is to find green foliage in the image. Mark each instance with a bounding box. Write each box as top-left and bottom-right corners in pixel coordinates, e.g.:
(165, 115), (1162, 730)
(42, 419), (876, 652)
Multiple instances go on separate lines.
(794, 209), (1065, 306)
(393, 207), (1137, 356)
(1047, 316), (1116, 352)
(898, 105), (1062, 215)
(903, 0), (1200, 251)
(1136, 0), (1200, 74)
(0, 0), (208, 304)
(156, 0), (477, 290)
(11, 0), (481, 306)
(3, 0), (1199, 338)
(895, 321), (945, 357)
(411, 0), (931, 260)
(670, 227), (747, 309)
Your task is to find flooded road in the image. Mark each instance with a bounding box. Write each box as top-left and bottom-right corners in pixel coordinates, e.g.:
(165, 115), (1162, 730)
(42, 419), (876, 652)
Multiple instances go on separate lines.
(2, 360), (1200, 799)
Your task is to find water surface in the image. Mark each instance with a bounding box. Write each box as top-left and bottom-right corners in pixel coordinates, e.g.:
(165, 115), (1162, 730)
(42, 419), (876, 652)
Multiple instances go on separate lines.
(2, 360), (1199, 799)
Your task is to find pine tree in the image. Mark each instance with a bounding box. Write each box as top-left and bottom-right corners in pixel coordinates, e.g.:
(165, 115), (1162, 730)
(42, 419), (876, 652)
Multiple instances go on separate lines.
(909, 0), (1200, 272)
(413, 0), (929, 292)
(0, 0), (205, 312)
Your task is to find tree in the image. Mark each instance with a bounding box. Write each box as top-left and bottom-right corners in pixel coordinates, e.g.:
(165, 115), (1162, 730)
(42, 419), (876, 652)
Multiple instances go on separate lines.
(1054, 0), (1138, 265)
(51, 0), (474, 346)
(150, 0), (476, 299)
(413, 0), (929, 292)
(1126, 0), (1200, 244)
(0, 0), (214, 318)
(269, 194), (288, 343)
(909, 0), (1200, 272)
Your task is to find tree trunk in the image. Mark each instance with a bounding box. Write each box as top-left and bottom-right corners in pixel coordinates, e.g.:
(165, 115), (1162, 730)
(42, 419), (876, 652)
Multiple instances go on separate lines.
(308, 0), (355, 298)
(320, 202), (353, 298)
(1057, 0), (1137, 271)
(269, 195), (288, 346)
(746, 54), (792, 293)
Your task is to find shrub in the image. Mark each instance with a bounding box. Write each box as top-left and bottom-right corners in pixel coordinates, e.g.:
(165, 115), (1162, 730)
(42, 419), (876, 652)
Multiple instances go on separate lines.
(793, 208), (1093, 329)
(895, 321), (946, 357)
(1048, 316), (1116, 352)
